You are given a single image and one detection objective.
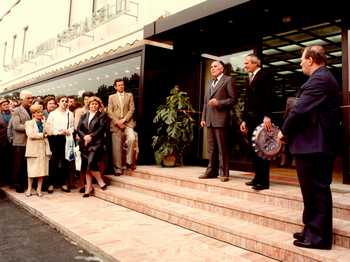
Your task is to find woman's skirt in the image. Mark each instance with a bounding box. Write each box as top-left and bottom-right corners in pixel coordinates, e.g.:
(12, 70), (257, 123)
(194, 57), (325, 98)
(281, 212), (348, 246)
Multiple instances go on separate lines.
(27, 155), (49, 178)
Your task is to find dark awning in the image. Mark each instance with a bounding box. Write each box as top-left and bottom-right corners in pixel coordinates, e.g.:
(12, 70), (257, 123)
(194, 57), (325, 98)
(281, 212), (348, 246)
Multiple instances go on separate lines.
(144, 0), (349, 47)
(144, 0), (250, 40)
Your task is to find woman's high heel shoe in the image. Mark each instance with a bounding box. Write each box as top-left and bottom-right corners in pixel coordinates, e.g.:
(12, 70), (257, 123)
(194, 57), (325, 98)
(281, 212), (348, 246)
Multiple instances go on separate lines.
(83, 188), (94, 198)
(100, 184), (107, 191)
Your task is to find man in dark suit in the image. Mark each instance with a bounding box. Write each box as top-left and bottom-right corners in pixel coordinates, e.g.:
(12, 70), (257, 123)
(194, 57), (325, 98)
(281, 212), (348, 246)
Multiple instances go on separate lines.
(278, 45), (340, 250)
(240, 54), (273, 190)
(199, 60), (235, 182)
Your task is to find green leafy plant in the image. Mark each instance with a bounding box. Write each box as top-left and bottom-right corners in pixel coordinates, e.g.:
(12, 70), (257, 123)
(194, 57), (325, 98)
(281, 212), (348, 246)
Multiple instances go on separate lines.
(152, 86), (195, 166)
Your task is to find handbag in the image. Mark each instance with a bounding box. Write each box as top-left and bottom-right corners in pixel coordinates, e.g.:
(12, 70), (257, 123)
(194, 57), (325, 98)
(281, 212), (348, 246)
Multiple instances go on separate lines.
(65, 134), (75, 161)
(65, 112), (75, 161)
(74, 145), (81, 171)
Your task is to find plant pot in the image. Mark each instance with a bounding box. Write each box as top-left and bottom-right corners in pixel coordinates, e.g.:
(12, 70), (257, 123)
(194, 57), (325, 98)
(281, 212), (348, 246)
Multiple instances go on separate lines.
(161, 154), (176, 167)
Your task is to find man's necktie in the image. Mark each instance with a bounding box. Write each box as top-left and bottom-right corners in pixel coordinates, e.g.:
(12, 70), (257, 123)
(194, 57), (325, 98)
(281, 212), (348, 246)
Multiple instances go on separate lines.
(210, 78), (217, 95)
(249, 73), (254, 84)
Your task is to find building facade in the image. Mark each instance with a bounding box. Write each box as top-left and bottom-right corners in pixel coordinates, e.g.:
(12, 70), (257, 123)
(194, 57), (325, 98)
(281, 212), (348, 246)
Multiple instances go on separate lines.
(1, 0), (350, 183)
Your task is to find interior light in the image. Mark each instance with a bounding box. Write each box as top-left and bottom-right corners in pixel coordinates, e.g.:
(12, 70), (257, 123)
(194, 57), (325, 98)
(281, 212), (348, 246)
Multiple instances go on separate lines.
(300, 39), (327, 46)
(277, 71), (293, 75)
(269, 61), (289, 66)
(278, 44), (302, 52)
(263, 49), (281, 55)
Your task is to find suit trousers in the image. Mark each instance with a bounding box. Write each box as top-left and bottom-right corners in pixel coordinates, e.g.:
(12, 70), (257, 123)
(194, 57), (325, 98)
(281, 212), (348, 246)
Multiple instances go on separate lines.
(12, 145), (27, 190)
(295, 152), (333, 246)
(111, 127), (135, 174)
(252, 154), (270, 187)
(206, 127), (229, 177)
(48, 135), (69, 187)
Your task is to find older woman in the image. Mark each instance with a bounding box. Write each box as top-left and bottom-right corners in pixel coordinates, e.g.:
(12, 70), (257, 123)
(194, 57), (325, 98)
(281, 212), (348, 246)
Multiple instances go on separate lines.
(24, 104), (51, 197)
(77, 96), (108, 197)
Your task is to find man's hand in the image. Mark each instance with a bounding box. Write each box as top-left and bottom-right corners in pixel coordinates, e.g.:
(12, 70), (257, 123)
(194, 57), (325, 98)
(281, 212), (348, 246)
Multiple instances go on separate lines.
(200, 120), (206, 127)
(116, 119), (126, 129)
(277, 130), (287, 144)
(240, 121), (248, 135)
(208, 98), (219, 108)
(263, 116), (272, 132)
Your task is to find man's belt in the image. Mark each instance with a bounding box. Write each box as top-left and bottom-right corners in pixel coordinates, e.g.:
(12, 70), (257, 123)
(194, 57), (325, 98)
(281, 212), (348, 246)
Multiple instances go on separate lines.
(251, 123), (283, 160)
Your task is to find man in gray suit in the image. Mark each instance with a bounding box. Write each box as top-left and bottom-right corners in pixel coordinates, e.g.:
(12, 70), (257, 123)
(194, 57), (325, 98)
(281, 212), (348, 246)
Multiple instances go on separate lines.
(11, 90), (33, 192)
(199, 60), (235, 182)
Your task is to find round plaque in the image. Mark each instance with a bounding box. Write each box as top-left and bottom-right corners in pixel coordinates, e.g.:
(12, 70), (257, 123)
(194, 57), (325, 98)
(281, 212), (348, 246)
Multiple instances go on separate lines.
(251, 123), (283, 160)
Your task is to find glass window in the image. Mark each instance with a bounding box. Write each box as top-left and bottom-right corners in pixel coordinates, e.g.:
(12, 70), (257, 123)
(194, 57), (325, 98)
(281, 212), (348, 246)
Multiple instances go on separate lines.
(10, 55), (141, 107)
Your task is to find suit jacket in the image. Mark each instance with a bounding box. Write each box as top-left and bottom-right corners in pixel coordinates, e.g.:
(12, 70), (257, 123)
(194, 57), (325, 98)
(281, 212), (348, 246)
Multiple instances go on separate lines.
(77, 110), (107, 154)
(12, 105), (31, 146)
(0, 113), (8, 147)
(25, 119), (51, 158)
(202, 74), (235, 127)
(282, 66), (340, 154)
(242, 69), (273, 130)
(107, 92), (135, 132)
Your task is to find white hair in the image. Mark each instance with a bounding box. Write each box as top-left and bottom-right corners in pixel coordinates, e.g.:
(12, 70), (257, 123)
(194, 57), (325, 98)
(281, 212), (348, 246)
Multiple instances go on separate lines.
(19, 90), (32, 100)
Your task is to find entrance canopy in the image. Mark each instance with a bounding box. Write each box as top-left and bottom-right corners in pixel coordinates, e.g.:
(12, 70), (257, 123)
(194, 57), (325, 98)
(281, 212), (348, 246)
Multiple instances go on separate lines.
(144, 0), (348, 56)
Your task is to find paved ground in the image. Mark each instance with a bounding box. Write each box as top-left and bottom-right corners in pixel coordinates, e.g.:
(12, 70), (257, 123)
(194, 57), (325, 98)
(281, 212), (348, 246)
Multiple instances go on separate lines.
(0, 190), (102, 262)
(1, 186), (276, 262)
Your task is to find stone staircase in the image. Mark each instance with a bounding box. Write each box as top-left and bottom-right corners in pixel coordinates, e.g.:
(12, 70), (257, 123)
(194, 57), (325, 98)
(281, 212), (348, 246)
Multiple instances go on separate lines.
(94, 166), (350, 262)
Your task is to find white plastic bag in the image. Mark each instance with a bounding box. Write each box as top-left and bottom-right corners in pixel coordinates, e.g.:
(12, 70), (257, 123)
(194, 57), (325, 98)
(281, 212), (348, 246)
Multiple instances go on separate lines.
(65, 135), (75, 161)
(74, 145), (81, 171)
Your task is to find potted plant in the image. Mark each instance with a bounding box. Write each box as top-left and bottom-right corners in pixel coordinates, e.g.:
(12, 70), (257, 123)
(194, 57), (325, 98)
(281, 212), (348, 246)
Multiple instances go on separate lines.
(152, 86), (195, 166)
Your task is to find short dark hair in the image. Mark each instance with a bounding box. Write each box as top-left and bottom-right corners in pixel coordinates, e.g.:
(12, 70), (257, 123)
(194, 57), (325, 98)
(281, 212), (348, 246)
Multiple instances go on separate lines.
(302, 45), (327, 65)
(114, 78), (124, 86)
(56, 95), (67, 103)
(82, 91), (94, 99)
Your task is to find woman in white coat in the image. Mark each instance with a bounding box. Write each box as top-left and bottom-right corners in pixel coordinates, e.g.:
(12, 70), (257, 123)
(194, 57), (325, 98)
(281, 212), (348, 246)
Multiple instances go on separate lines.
(25, 104), (51, 196)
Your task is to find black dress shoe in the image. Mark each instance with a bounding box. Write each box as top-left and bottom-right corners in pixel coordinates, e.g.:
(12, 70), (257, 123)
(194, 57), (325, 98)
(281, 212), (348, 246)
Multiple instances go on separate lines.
(100, 184), (107, 190)
(61, 186), (71, 193)
(252, 184), (269, 190)
(293, 232), (304, 241)
(83, 188), (94, 198)
(293, 240), (331, 250)
(219, 176), (229, 182)
(198, 173), (218, 179)
(245, 180), (256, 186)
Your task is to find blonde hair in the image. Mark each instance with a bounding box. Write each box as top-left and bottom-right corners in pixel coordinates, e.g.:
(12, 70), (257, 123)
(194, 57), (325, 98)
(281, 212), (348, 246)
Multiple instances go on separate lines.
(29, 104), (43, 113)
(87, 96), (102, 107)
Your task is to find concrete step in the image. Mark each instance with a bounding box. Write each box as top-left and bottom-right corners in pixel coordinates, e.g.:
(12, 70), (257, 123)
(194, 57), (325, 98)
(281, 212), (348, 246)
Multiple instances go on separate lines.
(94, 186), (350, 262)
(129, 166), (350, 220)
(1, 187), (279, 262)
(106, 175), (350, 248)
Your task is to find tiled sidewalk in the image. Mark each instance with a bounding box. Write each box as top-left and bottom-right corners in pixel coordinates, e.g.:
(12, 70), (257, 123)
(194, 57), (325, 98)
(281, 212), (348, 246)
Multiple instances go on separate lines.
(1, 187), (277, 262)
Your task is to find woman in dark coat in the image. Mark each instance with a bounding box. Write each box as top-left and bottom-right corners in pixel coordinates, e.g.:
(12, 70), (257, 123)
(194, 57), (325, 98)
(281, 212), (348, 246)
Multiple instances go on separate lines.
(77, 96), (108, 197)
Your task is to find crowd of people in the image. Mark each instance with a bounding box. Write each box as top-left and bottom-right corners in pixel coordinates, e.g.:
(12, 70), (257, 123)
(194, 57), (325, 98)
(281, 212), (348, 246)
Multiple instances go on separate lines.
(0, 79), (137, 198)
